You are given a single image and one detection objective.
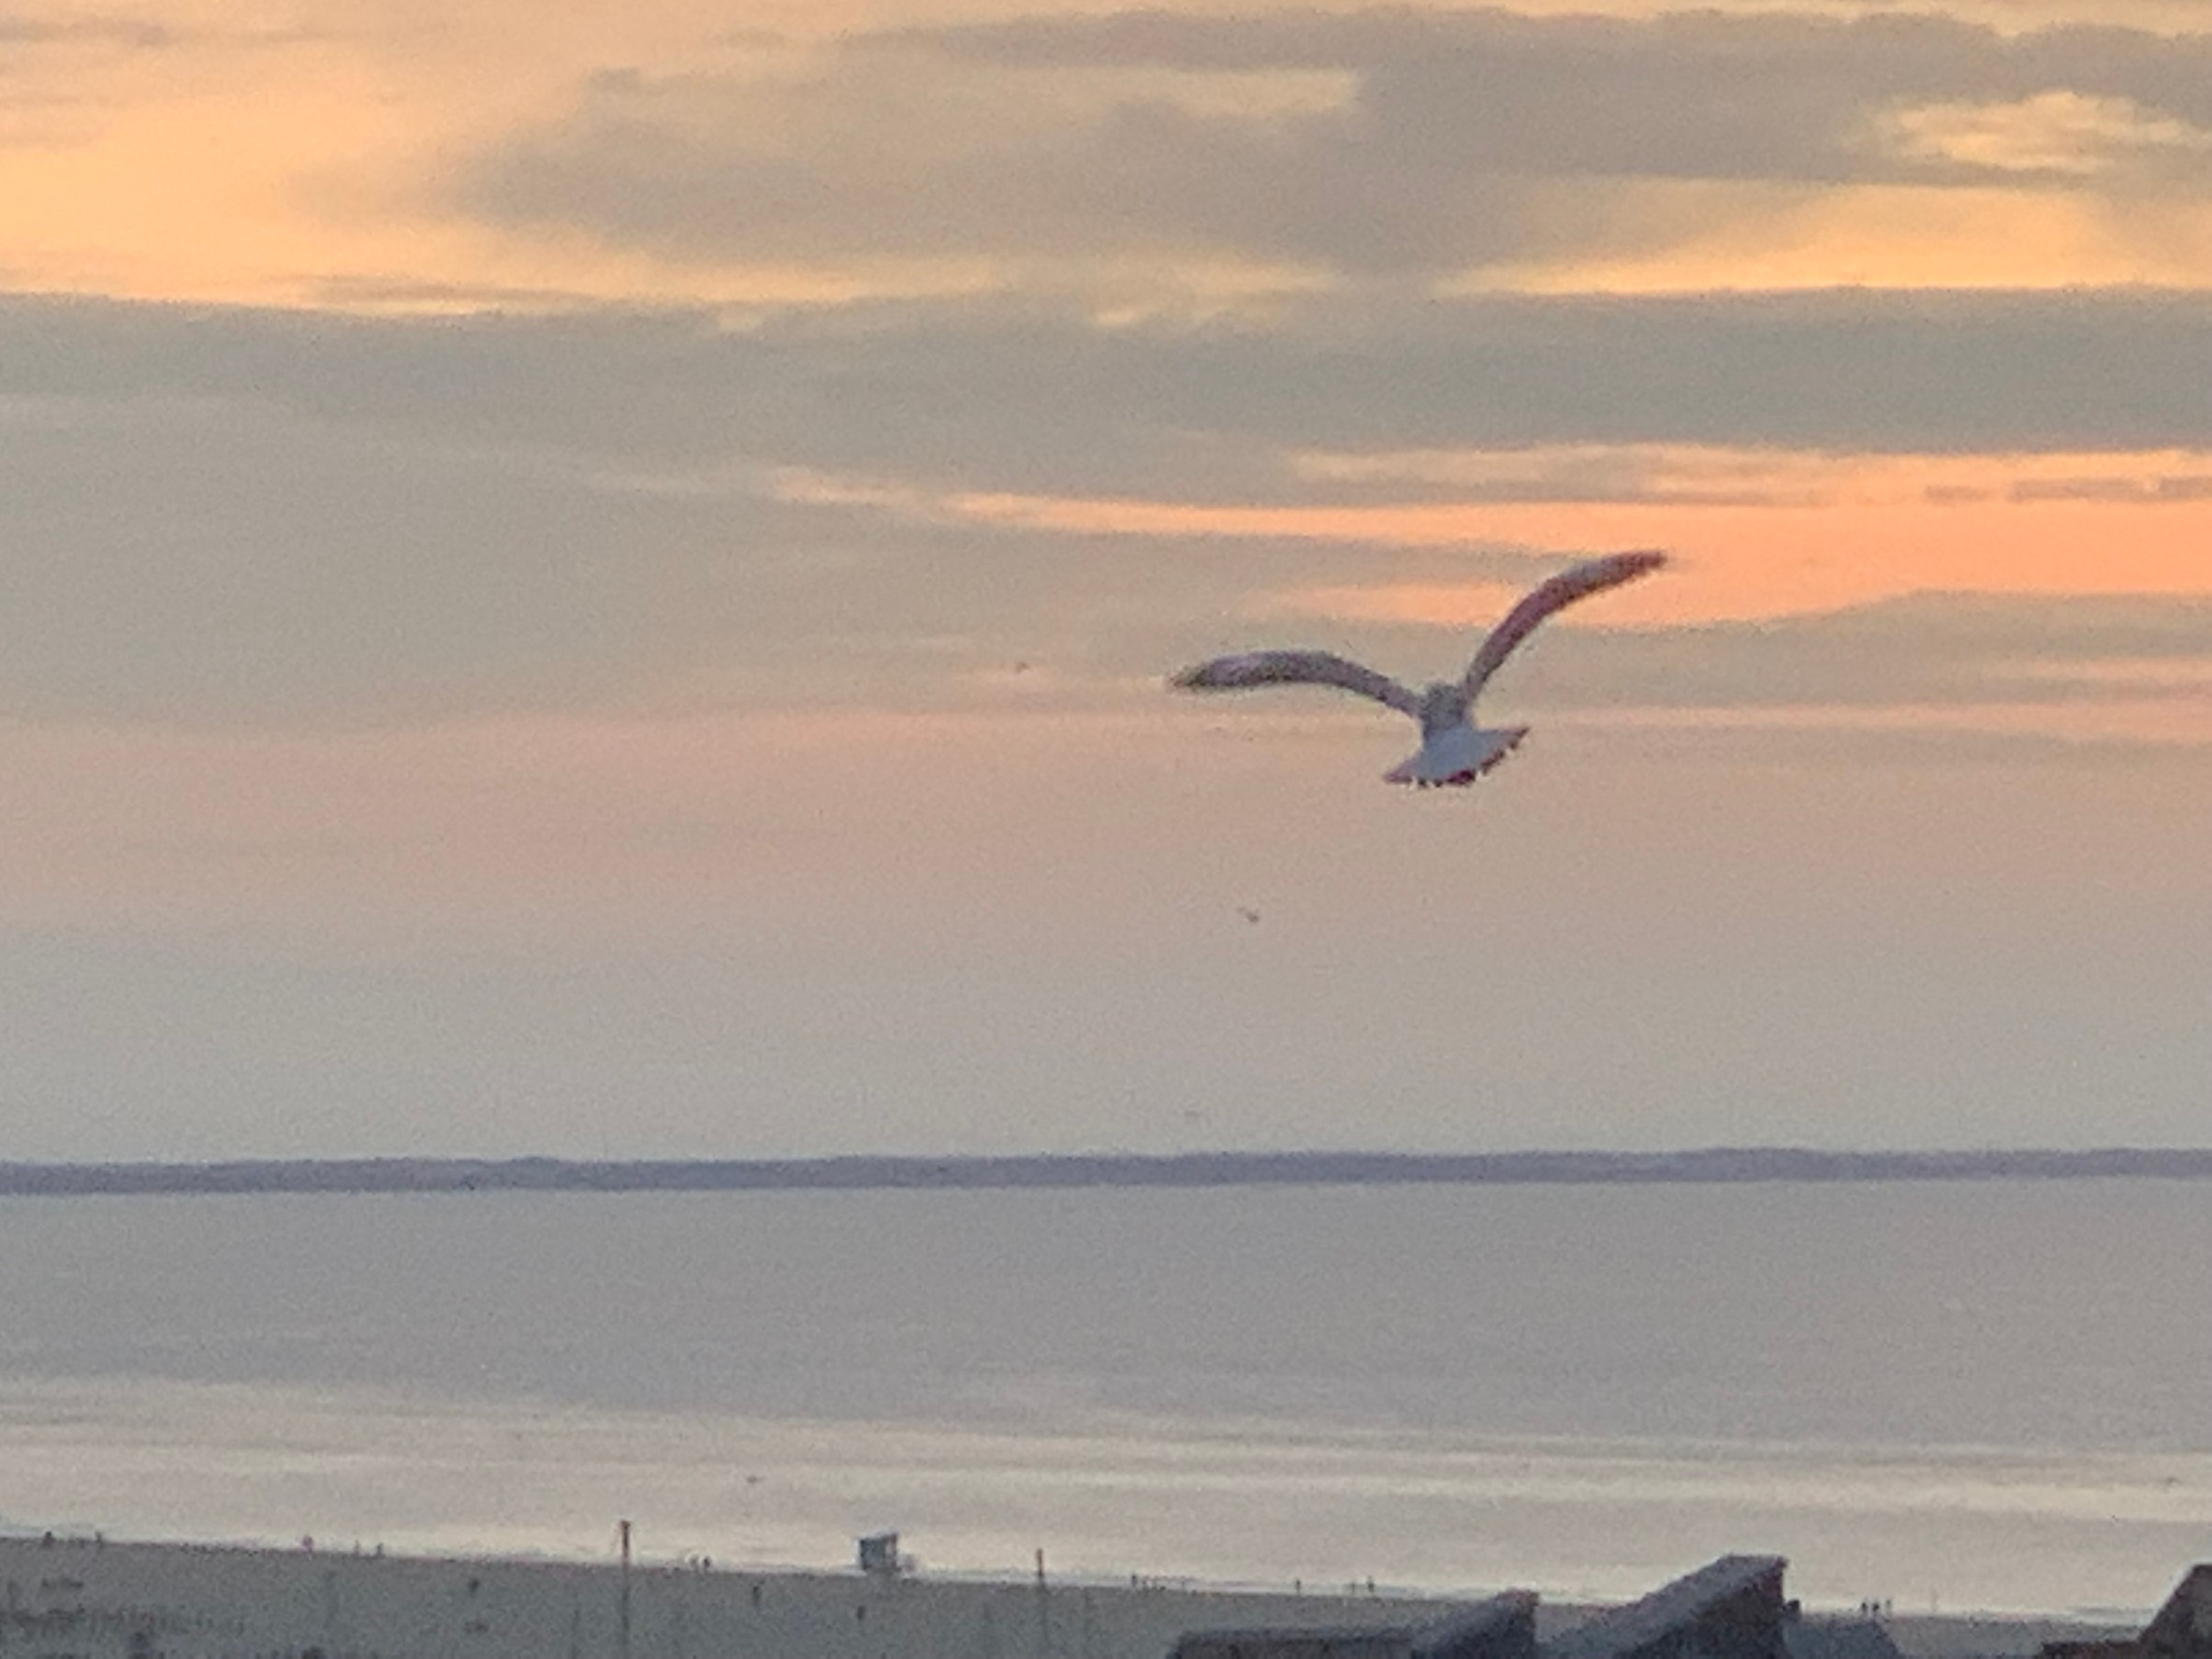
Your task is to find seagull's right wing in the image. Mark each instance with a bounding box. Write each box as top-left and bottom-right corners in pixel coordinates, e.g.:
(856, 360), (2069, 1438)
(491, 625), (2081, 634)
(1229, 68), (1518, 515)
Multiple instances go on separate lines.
(1172, 650), (1421, 718)
(1460, 549), (1666, 702)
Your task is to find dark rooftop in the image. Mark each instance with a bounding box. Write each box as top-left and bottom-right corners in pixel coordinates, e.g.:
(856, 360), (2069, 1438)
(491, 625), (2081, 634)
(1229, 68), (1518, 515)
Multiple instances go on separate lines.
(1544, 1557), (1789, 1659)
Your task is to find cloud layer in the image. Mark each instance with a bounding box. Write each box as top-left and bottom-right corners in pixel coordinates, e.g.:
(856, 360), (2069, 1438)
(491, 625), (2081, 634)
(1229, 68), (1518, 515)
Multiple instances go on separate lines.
(5, 292), (2212, 731)
(464, 9), (2212, 285)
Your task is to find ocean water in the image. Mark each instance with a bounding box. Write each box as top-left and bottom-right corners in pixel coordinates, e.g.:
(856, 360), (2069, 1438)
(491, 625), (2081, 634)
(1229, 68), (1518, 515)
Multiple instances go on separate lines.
(1, 1181), (2207, 1616)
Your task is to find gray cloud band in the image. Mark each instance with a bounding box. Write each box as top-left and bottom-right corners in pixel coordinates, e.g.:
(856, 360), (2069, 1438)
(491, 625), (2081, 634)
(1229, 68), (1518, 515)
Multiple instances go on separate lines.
(458, 9), (2212, 275)
(10, 288), (2212, 463)
(3, 293), (2210, 729)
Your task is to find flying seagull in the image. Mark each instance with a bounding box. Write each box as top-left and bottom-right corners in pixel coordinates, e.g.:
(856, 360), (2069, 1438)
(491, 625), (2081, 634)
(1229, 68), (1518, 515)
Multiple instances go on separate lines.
(1172, 549), (1665, 787)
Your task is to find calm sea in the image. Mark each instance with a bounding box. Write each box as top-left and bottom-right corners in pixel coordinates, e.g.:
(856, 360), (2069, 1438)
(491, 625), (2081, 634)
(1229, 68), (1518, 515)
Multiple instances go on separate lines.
(1, 1182), (2206, 1617)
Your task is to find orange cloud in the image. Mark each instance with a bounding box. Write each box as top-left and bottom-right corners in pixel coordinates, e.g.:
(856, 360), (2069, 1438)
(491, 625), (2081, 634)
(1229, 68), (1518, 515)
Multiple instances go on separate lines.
(1378, 496), (2212, 622)
(940, 449), (2212, 628)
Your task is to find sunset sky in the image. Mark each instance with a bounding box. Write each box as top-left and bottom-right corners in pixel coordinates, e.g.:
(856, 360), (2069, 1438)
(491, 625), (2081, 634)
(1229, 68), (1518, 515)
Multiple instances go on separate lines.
(3, 0), (2208, 1159)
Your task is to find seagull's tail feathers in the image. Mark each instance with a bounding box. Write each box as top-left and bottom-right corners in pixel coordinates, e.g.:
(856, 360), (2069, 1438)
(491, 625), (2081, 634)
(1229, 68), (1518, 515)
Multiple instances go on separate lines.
(1384, 724), (1528, 788)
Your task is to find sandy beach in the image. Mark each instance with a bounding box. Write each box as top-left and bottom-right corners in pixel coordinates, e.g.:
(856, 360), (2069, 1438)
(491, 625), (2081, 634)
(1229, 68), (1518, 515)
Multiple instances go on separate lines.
(0, 1532), (2135, 1659)
(0, 1532), (1477, 1659)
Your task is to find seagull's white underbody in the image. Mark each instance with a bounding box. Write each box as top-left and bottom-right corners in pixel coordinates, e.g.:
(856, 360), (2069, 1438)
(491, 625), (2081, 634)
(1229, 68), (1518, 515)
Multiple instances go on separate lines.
(1171, 549), (1666, 787)
(1383, 722), (1530, 789)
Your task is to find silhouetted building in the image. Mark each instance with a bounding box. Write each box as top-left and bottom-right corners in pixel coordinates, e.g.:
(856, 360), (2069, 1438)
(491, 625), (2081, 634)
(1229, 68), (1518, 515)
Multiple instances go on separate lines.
(1542, 1557), (1790, 1659)
(2044, 1566), (2212, 1659)
(1171, 1589), (1538, 1659)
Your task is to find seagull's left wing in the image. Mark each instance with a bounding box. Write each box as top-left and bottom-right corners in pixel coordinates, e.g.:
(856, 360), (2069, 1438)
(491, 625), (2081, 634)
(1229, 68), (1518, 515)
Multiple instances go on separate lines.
(1461, 549), (1666, 701)
(1172, 650), (1421, 718)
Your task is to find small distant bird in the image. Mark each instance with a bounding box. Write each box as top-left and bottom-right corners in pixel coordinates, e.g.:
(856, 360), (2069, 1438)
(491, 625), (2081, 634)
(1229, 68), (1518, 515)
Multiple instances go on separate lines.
(1236, 907), (1261, 924)
(1171, 550), (1664, 787)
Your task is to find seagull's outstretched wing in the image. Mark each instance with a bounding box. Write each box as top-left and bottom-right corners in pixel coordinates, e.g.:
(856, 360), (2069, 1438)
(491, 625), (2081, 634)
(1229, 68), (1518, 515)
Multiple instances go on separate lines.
(1173, 650), (1421, 718)
(1461, 549), (1666, 701)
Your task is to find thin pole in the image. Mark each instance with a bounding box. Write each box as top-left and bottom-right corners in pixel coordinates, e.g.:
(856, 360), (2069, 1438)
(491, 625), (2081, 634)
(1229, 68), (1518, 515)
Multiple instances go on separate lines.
(618, 1521), (633, 1659)
(1035, 1548), (1050, 1658)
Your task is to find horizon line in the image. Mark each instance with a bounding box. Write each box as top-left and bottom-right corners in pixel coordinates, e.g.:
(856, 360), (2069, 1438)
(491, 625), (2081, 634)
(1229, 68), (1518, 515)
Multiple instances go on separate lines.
(4, 1145), (2212, 1196)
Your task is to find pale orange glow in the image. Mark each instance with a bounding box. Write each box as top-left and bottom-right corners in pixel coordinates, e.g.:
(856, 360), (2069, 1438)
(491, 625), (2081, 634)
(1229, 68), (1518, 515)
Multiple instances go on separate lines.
(0, 702), (1278, 940)
(6, 0), (2212, 310)
(936, 451), (2212, 629)
(1454, 183), (2212, 295)
(0, 88), (1019, 313)
(1291, 498), (2212, 623)
(2001, 657), (2212, 689)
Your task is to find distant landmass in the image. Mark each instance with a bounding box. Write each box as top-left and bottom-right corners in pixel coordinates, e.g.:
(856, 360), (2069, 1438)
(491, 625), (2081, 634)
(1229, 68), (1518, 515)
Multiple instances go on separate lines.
(4, 1147), (2212, 1195)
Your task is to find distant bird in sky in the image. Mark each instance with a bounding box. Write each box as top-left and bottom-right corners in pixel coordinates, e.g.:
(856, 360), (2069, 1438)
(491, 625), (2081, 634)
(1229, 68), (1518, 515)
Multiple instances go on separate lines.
(1236, 907), (1262, 924)
(1171, 549), (1665, 787)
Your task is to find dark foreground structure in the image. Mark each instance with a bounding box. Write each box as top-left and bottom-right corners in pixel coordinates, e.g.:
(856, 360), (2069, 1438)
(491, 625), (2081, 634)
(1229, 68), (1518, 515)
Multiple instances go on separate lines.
(1171, 1556), (1792, 1659)
(1167, 1555), (2212, 1659)
(1543, 1557), (1788, 1659)
(1170, 1588), (1538, 1659)
(2042, 1568), (2212, 1659)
